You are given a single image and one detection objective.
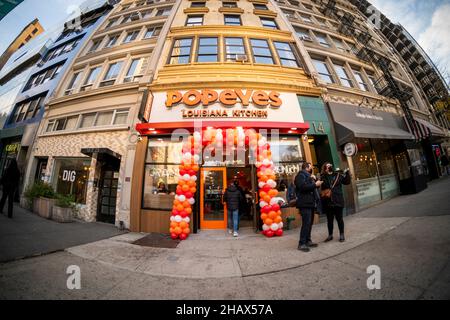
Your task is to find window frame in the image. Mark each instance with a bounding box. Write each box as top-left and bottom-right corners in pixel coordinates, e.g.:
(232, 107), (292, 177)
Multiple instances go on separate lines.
(196, 37), (219, 63)
(312, 58), (334, 84)
(273, 41), (300, 68)
(224, 14), (242, 26)
(334, 63), (354, 88)
(250, 38), (275, 65)
(168, 38), (194, 65)
(100, 61), (124, 87)
(260, 17), (278, 29)
(186, 15), (204, 26)
(224, 37), (247, 62)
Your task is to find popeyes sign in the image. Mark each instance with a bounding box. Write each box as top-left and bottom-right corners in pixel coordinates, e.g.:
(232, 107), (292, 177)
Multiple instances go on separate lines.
(166, 89), (282, 108)
(147, 90), (304, 123)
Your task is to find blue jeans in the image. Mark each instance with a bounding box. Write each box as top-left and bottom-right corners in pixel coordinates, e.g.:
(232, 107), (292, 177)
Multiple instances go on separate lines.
(227, 209), (240, 232)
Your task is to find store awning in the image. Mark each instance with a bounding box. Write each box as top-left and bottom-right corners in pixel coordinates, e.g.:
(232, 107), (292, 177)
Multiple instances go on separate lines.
(411, 117), (447, 140)
(328, 102), (414, 146)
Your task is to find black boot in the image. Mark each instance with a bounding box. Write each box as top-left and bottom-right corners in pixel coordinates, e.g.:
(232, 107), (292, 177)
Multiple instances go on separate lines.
(339, 234), (345, 242)
(325, 235), (333, 242)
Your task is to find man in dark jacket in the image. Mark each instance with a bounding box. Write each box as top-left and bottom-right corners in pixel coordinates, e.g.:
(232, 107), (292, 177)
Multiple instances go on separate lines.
(223, 180), (244, 237)
(295, 162), (323, 252)
(0, 159), (21, 218)
(320, 163), (351, 243)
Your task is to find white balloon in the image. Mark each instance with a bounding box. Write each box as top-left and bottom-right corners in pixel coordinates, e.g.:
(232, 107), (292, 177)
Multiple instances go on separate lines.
(259, 201), (268, 208)
(191, 175), (197, 182)
(183, 217), (191, 223)
(255, 162), (262, 168)
(188, 198), (195, 205)
(178, 195), (186, 202)
(262, 224), (270, 231)
(193, 154), (200, 163)
(269, 198), (278, 205)
(270, 223), (279, 231)
(258, 139), (266, 147)
(258, 182), (265, 188)
(262, 159), (270, 166)
(278, 222), (284, 229)
(183, 174), (191, 181)
(174, 215), (182, 223)
(184, 152), (192, 159)
(170, 216), (175, 222)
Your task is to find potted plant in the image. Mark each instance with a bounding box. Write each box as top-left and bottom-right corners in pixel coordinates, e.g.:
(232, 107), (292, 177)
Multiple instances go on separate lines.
(23, 182), (56, 219)
(52, 194), (76, 223)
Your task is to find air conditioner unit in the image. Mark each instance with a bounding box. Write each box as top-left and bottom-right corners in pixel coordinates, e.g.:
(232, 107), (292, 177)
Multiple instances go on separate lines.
(235, 54), (248, 62)
(301, 35), (312, 42)
(130, 12), (141, 21)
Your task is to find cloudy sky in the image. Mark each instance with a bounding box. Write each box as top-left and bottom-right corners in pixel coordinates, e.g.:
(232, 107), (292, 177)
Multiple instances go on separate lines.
(0, 0), (449, 80)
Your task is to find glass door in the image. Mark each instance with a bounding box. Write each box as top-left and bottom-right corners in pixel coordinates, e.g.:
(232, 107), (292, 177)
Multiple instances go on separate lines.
(200, 168), (227, 229)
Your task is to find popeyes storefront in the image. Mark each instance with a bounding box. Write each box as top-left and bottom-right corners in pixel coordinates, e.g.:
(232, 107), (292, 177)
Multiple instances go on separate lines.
(130, 88), (317, 237)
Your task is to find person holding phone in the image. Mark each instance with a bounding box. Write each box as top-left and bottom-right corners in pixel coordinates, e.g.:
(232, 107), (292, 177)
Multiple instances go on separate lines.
(320, 163), (351, 243)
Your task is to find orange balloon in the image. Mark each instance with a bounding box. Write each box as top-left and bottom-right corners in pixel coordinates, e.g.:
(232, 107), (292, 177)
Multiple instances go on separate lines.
(182, 184), (190, 192)
(260, 175), (269, 182)
(185, 208), (192, 214)
(257, 171), (263, 178)
(173, 200), (180, 206)
(269, 175), (276, 181)
(268, 190), (278, 197)
(192, 165), (199, 172)
(265, 218), (273, 226)
(259, 191), (267, 199)
(261, 213), (268, 221)
(190, 187), (197, 194)
(263, 195), (271, 203)
(180, 221), (188, 229)
(183, 228), (191, 235)
(183, 201), (190, 208)
(174, 227), (182, 235)
(178, 180), (186, 186)
(188, 181), (196, 187)
(269, 211), (277, 220)
(177, 204), (184, 212)
(170, 222), (178, 228)
(275, 216), (283, 223)
(184, 163), (191, 170)
(169, 227), (174, 234)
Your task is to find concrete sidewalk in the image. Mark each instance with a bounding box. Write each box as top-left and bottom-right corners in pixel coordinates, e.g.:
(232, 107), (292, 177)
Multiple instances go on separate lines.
(0, 204), (125, 262)
(66, 176), (450, 280)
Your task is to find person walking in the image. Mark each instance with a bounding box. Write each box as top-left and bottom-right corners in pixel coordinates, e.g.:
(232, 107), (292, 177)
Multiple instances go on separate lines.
(295, 162), (323, 252)
(320, 163), (351, 243)
(0, 159), (21, 219)
(440, 152), (449, 175)
(223, 180), (244, 237)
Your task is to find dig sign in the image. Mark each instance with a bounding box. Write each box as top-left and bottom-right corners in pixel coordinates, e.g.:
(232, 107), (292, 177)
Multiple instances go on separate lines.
(63, 170), (77, 183)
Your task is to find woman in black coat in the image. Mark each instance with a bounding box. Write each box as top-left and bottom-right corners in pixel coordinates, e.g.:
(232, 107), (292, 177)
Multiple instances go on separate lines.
(320, 162), (351, 242)
(0, 159), (21, 218)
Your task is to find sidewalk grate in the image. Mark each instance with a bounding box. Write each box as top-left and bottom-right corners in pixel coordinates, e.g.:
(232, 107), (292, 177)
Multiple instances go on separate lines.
(132, 233), (180, 249)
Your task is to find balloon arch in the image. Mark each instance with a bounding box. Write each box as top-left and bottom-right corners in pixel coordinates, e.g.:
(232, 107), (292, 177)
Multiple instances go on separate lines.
(169, 127), (284, 241)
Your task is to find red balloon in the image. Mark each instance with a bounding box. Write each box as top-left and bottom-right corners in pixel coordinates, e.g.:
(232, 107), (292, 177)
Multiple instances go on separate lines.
(275, 229), (283, 237)
(188, 170), (196, 176)
(272, 204), (280, 211)
(261, 230), (267, 236)
(185, 192), (193, 199)
(179, 233), (187, 241)
(262, 205), (271, 213)
(180, 211), (188, 218)
(170, 233), (178, 240)
(266, 230), (274, 238)
(172, 210), (180, 216)
(179, 170), (187, 176)
(176, 189), (183, 195)
(262, 186), (271, 193)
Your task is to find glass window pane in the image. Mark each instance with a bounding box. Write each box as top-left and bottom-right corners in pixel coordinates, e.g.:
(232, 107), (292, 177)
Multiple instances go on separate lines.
(197, 55), (218, 62)
(142, 164), (179, 209)
(254, 56), (274, 64)
(54, 158), (91, 204)
(95, 112), (113, 126)
(146, 138), (183, 163)
(65, 116), (79, 130)
(114, 111), (129, 124)
(80, 113), (96, 128)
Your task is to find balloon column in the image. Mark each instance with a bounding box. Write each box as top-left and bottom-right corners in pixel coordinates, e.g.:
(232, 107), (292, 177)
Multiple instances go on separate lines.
(170, 128), (283, 240)
(255, 135), (284, 238)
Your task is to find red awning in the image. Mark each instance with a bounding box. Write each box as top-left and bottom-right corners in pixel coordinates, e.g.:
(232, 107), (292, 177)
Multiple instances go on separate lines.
(136, 121), (309, 135)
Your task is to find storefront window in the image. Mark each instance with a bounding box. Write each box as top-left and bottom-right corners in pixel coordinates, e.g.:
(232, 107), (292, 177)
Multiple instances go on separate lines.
(53, 158), (91, 204)
(142, 138), (183, 210)
(271, 137), (303, 163)
(354, 139), (381, 208)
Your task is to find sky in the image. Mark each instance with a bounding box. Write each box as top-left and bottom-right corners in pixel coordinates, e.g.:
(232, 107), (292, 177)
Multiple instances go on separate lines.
(0, 0), (449, 81)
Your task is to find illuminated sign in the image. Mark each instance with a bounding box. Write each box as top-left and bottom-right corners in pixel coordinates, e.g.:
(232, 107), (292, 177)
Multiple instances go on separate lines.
(5, 143), (20, 154)
(166, 89), (282, 109)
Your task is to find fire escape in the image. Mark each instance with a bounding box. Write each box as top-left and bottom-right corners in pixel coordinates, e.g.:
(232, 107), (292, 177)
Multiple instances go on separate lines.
(348, 0), (450, 131)
(313, 0), (417, 133)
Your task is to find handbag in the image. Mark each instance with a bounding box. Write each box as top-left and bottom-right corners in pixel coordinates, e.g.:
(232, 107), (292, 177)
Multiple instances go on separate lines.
(320, 174), (340, 199)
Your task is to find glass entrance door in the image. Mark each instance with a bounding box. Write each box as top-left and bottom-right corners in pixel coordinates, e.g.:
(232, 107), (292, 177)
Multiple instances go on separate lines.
(200, 168), (227, 229)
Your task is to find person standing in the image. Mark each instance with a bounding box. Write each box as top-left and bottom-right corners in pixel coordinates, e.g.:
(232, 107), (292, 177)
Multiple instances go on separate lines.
(0, 159), (21, 219)
(223, 180), (244, 237)
(295, 162), (323, 252)
(320, 163), (351, 243)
